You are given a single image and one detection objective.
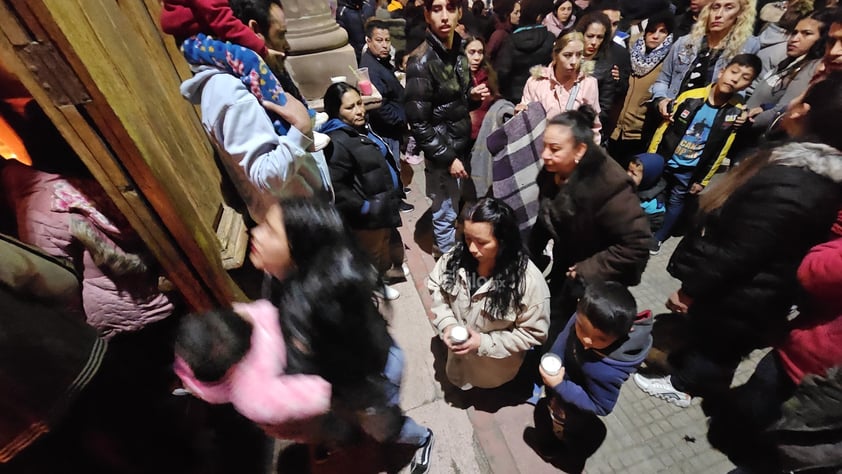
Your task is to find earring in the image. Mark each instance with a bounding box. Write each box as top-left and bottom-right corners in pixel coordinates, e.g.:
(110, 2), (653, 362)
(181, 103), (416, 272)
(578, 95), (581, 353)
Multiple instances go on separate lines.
(574, 158), (580, 164)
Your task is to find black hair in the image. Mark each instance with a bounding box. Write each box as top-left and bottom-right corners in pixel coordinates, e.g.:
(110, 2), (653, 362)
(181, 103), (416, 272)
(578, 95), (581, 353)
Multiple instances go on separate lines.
(726, 53), (763, 79)
(492, 0), (518, 23)
(395, 49), (408, 70)
(591, 0), (620, 12)
(365, 18), (391, 38)
(802, 9), (834, 61)
(175, 308), (253, 382)
(270, 197), (393, 409)
(553, 0), (575, 14)
(575, 11), (613, 58)
(519, 0), (546, 25)
(323, 82), (361, 119)
(423, 0), (460, 11)
(472, 0), (486, 16)
(547, 103), (598, 147)
(801, 71), (842, 151)
(229, 0), (283, 34)
(442, 198), (529, 318)
(577, 280), (637, 338)
(645, 10), (676, 35)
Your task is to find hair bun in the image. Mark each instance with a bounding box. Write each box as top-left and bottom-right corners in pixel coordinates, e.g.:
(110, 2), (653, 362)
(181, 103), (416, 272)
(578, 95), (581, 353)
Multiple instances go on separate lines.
(576, 104), (597, 127)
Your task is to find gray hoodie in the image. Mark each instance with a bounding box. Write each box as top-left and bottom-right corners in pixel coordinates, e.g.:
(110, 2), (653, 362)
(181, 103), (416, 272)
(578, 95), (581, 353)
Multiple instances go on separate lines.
(180, 67), (330, 214)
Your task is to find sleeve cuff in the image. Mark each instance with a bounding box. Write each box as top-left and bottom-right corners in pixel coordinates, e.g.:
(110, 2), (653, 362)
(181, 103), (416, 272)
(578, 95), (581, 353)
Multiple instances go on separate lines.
(286, 126), (313, 151)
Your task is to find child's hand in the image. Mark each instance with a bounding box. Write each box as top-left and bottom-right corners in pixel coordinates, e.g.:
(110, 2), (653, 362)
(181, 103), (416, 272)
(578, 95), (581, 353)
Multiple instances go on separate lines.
(540, 364), (565, 388)
(514, 103), (528, 114)
(689, 183), (704, 194)
(451, 327), (481, 355)
(657, 98), (673, 121)
(263, 95), (313, 137)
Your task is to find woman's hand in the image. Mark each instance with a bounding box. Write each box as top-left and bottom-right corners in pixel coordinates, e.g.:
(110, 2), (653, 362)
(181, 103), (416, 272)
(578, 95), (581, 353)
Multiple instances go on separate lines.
(611, 65), (620, 81)
(514, 103), (528, 114)
(449, 158), (468, 179)
(540, 364), (565, 387)
(666, 289), (693, 314)
(451, 326), (481, 355)
(470, 84), (490, 101)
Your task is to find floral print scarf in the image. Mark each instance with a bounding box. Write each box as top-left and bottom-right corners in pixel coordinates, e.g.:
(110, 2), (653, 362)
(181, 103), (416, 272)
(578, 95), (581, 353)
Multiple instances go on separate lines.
(629, 34), (673, 77)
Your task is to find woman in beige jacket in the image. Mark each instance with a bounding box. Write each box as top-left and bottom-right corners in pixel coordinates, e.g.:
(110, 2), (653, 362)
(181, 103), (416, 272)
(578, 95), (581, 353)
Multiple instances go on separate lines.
(428, 198), (550, 390)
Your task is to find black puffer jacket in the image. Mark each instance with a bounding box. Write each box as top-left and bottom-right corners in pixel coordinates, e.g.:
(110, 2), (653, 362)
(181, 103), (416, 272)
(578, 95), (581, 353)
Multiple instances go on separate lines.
(668, 142), (842, 351)
(323, 123), (402, 229)
(592, 42), (631, 135)
(405, 31), (473, 168)
(494, 25), (556, 104)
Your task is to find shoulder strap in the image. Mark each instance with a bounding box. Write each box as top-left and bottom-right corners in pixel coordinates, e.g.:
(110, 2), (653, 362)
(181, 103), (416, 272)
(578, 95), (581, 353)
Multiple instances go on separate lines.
(564, 82), (580, 111)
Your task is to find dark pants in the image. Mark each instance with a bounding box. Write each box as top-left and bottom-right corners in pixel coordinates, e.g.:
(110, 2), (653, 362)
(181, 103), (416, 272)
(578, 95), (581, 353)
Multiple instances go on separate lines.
(654, 168), (693, 243)
(606, 138), (646, 169)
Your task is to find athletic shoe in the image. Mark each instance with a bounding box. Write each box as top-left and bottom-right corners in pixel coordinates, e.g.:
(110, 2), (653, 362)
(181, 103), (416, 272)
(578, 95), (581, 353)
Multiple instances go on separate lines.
(633, 373), (691, 408)
(410, 429), (434, 474)
(375, 284), (400, 301)
(384, 265), (407, 283)
(400, 201), (415, 212)
(649, 239), (662, 256)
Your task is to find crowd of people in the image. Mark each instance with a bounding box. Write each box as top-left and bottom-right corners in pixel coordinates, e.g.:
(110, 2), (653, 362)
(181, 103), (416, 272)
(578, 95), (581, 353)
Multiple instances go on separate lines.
(2, 0), (842, 472)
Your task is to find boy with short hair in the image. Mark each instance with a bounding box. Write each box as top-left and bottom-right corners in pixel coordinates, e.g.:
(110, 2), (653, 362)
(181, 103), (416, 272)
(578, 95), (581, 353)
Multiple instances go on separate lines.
(647, 53), (762, 254)
(538, 281), (653, 444)
(627, 153), (667, 234)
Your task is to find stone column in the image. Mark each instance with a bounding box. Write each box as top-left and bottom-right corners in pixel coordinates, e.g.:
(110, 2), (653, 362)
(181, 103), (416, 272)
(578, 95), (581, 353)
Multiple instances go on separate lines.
(283, 0), (358, 100)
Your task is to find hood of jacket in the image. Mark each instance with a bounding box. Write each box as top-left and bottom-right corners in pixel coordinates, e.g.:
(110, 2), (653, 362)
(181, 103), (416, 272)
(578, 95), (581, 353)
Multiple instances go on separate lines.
(637, 153), (665, 189)
(605, 309), (654, 364)
(769, 142), (842, 184)
(180, 66), (226, 104)
(758, 23), (788, 48)
(510, 25), (553, 55)
(318, 118), (355, 135)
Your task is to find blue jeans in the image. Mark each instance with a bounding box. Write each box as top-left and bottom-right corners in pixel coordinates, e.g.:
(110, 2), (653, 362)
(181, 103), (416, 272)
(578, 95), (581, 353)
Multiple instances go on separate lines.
(654, 169), (693, 243)
(357, 345), (429, 446)
(426, 166), (460, 253)
(383, 136), (402, 172)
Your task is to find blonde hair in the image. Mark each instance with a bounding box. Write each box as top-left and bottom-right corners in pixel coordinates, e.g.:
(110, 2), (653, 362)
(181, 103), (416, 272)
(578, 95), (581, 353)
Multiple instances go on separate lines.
(690, 0), (757, 61)
(552, 31), (593, 75)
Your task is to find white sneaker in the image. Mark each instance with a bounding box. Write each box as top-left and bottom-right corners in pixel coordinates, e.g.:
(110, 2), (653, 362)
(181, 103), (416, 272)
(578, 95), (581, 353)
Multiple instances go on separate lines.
(633, 373), (692, 408)
(375, 284), (400, 301)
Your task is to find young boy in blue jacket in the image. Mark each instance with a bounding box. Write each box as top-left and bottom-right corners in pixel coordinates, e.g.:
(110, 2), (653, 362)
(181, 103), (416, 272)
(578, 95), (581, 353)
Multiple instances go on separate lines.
(539, 280), (653, 443)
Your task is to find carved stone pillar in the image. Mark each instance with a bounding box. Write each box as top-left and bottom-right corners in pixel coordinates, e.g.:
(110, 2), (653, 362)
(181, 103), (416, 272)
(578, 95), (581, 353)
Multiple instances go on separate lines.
(283, 0), (358, 100)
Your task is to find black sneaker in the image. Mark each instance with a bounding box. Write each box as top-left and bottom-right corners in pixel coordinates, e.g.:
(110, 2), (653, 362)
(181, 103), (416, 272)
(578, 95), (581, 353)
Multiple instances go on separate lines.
(400, 201), (415, 213)
(649, 239), (662, 256)
(410, 429), (434, 474)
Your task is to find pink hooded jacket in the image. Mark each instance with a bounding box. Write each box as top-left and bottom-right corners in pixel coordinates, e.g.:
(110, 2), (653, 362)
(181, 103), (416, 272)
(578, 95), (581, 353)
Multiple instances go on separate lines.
(174, 300), (331, 438)
(520, 65), (602, 144)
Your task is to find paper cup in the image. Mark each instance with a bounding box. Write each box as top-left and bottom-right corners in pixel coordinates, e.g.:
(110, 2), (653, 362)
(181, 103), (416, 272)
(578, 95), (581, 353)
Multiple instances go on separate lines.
(330, 76), (347, 84)
(449, 325), (469, 344)
(541, 353), (562, 376)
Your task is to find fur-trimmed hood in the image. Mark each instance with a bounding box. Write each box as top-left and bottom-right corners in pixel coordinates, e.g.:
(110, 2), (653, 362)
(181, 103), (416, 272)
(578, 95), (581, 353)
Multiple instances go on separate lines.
(769, 142), (842, 184)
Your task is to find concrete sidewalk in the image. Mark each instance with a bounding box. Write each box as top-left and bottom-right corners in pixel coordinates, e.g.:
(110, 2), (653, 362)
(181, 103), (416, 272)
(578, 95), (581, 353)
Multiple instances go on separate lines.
(294, 163), (762, 473)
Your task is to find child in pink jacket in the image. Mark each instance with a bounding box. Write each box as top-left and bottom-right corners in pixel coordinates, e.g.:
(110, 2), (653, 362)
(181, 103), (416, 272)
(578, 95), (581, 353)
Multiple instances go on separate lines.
(174, 299), (331, 439)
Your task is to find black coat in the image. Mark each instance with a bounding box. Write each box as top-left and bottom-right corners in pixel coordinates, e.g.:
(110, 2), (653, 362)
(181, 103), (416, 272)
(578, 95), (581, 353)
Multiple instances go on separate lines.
(668, 143), (842, 351)
(405, 31), (473, 168)
(337, 0), (370, 61)
(324, 126), (402, 229)
(528, 145), (651, 288)
(592, 42), (631, 136)
(359, 51), (406, 139)
(494, 25), (556, 104)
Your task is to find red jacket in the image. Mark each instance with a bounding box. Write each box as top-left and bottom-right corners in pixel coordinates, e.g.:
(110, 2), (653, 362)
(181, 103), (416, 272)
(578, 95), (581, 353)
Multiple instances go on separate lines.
(160, 0), (267, 57)
(777, 212), (842, 383)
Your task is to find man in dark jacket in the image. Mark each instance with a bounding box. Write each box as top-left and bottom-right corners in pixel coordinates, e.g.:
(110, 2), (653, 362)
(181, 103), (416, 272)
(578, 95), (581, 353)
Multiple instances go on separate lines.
(405, 0), (484, 255)
(337, 0), (377, 61)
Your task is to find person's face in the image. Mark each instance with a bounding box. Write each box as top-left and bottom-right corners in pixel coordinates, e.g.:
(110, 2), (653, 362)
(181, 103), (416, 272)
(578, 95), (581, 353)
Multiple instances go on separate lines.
(463, 220), (499, 268)
(574, 312), (619, 350)
(338, 89), (366, 128)
(556, 1), (573, 24)
(715, 63), (756, 95)
(626, 160), (643, 186)
(707, 0), (741, 34)
(555, 39), (584, 75)
(690, 0), (712, 14)
(601, 9), (621, 37)
(510, 2), (521, 25)
(425, 0), (462, 41)
(541, 124), (587, 178)
(583, 23), (606, 58)
(250, 204), (293, 279)
(366, 27), (392, 59)
(466, 39), (485, 72)
(826, 23), (842, 73)
(787, 18), (822, 58)
(644, 23), (670, 50)
(263, 4), (290, 58)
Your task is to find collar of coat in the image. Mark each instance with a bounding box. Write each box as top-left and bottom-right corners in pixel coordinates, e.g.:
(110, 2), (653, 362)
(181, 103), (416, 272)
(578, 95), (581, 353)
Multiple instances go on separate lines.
(425, 30), (463, 61)
(769, 142), (842, 184)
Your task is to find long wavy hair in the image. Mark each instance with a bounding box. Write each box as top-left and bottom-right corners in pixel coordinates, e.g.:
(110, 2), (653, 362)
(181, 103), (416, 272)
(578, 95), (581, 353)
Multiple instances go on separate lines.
(689, 0), (756, 61)
(574, 11), (612, 59)
(268, 197), (392, 407)
(441, 198), (529, 319)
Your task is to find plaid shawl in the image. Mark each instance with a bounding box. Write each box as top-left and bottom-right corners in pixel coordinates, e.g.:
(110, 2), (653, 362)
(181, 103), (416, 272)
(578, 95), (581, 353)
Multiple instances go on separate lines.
(488, 102), (547, 236)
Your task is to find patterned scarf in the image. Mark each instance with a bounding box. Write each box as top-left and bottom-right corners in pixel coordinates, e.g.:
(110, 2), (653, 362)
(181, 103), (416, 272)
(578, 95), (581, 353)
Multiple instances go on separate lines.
(629, 34), (673, 77)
